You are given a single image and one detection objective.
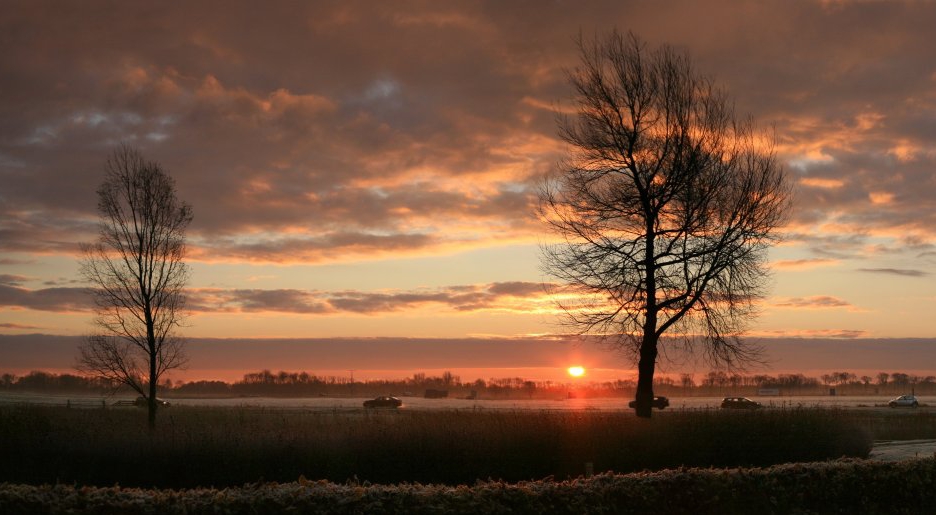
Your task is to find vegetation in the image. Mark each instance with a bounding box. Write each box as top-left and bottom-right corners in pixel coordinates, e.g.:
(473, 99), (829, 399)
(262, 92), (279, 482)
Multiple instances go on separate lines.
(0, 405), (872, 488)
(540, 30), (790, 416)
(3, 368), (935, 399)
(79, 144), (193, 429)
(3, 459), (935, 514)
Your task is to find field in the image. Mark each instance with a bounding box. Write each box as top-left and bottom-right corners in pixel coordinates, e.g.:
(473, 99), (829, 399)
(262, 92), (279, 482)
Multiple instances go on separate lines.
(2, 404), (935, 512)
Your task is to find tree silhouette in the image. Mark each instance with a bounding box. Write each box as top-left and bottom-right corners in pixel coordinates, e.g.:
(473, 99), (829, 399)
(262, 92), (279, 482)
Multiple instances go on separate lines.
(540, 31), (791, 417)
(78, 145), (192, 429)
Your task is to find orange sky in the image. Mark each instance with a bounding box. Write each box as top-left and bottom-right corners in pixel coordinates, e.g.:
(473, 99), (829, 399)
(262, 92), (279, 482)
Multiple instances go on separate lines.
(3, 1), (936, 379)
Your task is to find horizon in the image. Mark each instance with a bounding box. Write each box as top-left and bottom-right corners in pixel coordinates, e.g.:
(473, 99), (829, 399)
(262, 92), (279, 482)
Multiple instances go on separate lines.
(4, 334), (936, 385)
(3, 1), (936, 378)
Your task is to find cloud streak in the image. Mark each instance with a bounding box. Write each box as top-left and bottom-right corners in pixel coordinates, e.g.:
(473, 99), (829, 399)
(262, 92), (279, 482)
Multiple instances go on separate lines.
(0, 323), (41, 330)
(0, 285), (93, 313)
(190, 281), (554, 315)
(857, 268), (928, 278)
(1, 282), (556, 316)
(773, 296), (854, 310)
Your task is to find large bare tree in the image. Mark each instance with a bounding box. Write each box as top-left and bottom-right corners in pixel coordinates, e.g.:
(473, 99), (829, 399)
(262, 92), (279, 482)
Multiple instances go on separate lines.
(78, 145), (192, 428)
(540, 31), (791, 418)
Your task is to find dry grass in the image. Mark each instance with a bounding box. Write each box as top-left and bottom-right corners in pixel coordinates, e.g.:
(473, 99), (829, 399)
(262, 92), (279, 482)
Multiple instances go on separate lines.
(0, 405), (875, 487)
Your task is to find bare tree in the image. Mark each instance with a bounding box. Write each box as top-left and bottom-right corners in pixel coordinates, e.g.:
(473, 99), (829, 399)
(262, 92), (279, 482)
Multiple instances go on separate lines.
(78, 145), (192, 429)
(540, 31), (790, 417)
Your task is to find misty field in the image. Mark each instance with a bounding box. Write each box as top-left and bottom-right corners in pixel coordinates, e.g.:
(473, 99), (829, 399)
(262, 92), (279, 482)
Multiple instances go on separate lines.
(0, 405), (888, 487)
(5, 405), (936, 513)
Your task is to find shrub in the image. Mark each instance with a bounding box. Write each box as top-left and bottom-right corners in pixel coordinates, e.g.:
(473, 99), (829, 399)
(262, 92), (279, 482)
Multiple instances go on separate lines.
(1, 459), (934, 514)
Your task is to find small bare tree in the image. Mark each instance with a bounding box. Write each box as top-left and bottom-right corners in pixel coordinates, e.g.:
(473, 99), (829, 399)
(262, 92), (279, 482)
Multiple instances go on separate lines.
(78, 145), (192, 429)
(540, 31), (791, 417)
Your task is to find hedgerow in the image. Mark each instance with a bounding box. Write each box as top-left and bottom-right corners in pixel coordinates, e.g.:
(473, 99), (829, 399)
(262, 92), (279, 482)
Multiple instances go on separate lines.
(1, 459), (934, 514)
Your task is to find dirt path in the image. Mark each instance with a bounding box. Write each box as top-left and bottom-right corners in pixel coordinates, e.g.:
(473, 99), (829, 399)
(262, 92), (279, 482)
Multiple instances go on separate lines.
(870, 439), (936, 461)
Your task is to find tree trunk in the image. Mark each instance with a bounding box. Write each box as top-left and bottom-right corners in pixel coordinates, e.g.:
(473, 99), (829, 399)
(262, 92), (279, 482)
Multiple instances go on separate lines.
(635, 331), (658, 418)
(635, 217), (657, 418)
(147, 310), (157, 430)
(148, 347), (157, 430)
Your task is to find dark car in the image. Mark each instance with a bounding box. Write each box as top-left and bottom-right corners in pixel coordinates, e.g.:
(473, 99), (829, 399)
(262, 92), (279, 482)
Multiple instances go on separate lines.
(628, 396), (670, 409)
(720, 397), (762, 409)
(363, 396), (403, 408)
(134, 396), (171, 407)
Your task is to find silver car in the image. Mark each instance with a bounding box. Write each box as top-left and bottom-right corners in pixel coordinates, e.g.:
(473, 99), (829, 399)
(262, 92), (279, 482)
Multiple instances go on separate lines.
(888, 394), (919, 408)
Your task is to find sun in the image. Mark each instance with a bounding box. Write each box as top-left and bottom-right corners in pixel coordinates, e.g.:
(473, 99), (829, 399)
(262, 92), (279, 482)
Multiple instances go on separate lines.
(567, 366), (585, 377)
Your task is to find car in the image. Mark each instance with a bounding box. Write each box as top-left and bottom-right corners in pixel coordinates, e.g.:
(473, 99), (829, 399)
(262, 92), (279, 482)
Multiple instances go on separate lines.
(721, 397), (762, 409)
(888, 394), (919, 408)
(363, 396), (403, 408)
(133, 396), (171, 407)
(628, 396), (670, 409)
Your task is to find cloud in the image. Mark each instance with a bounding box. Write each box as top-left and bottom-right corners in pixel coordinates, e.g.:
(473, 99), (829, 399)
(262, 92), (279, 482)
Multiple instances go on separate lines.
(0, 280), (557, 316)
(0, 275), (30, 286)
(188, 281), (556, 315)
(857, 268), (927, 278)
(0, 2), (565, 262)
(487, 281), (546, 297)
(0, 259), (33, 265)
(191, 232), (443, 264)
(773, 296), (854, 310)
(755, 329), (869, 339)
(186, 288), (333, 315)
(0, 322), (42, 330)
(0, 285), (92, 312)
(781, 232), (870, 260)
(3, 0), (936, 268)
(772, 258), (839, 270)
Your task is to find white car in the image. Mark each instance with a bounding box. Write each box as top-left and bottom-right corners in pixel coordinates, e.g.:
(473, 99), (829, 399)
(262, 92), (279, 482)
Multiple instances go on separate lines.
(888, 395), (919, 408)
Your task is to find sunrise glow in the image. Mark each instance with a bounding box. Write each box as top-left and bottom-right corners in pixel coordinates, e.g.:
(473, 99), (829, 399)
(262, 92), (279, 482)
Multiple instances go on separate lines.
(2, 2), (936, 382)
(567, 366), (585, 378)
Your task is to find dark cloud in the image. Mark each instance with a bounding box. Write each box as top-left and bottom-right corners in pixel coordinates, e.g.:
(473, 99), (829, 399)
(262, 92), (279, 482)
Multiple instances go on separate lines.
(0, 322), (41, 330)
(0, 285), (92, 312)
(0, 275), (30, 286)
(193, 232), (441, 263)
(186, 288), (333, 314)
(3, 1), (936, 263)
(189, 281), (554, 315)
(758, 329), (869, 339)
(0, 281), (554, 315)
(773, 296), (853, 309)
(857, 268), (928, 278)
(782, 232), (870, 260)
(0, 1), (564, 261)
(487, 281), (546, 297)
(6, 334), (936, 380)
(0, 258), (33, 265)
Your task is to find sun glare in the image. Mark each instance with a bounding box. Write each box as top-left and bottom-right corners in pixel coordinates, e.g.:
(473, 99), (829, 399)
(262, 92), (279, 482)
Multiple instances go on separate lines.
(567, 366), (585, 377)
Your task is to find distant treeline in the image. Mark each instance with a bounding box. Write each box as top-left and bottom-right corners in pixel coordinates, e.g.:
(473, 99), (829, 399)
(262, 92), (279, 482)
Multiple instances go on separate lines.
(2, 369), (935, 398)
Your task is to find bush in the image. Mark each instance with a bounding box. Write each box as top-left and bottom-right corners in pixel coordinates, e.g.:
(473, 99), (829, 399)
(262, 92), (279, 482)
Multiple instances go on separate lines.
(1, 459), (934, 514)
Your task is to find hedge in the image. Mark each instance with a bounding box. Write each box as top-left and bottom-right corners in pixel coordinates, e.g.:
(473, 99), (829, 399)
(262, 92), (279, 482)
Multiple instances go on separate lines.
(2, 458), (934, 514)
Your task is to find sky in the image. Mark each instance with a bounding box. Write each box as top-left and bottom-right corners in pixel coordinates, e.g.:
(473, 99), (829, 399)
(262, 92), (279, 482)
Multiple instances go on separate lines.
(3, 1), (936, 383)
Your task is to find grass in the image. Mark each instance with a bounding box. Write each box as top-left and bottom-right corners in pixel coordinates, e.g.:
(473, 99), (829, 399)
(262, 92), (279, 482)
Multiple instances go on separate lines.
(0, 405), (877, 488)
(851, 409), (936, 440)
